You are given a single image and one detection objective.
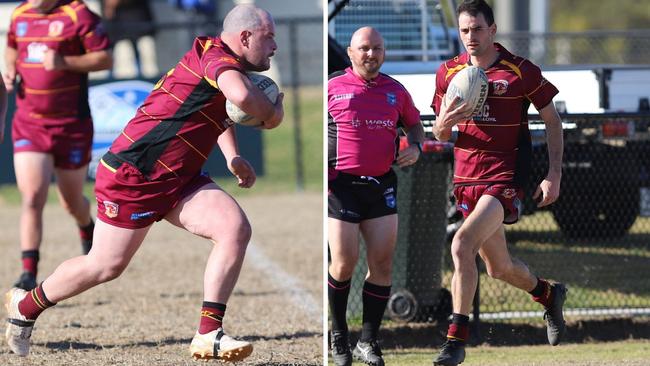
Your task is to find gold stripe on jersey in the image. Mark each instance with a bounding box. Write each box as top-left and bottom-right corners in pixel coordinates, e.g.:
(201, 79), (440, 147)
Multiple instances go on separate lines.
(155, 159), (178, 176)
(498, 59), (522, 79)
(445, 63), (469, 81)
(17, 63), (44, 68)
(29, 111), (75, 119)
(454, 146), (519, 154)
(454, 171), (513, 180)
(457, 122), (521, 127)
(16, 36), (66, 42)
(176, 134), (208, 160)
(100, 158), (117, 173)
(179, 61), (202, 80)
(526, 81), (547, 98)
(160, 86), (184, 104)
(487, 95), (525, 100)
(121, 131), (135, 142)
(25, 85), (80, 95)
(11, 3), (32, 21)
(60, 5), (78, 24)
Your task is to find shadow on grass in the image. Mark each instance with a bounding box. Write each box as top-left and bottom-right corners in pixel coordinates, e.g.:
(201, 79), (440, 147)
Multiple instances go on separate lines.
(39, 330), (321, 351)
(346, 318), (650, 350)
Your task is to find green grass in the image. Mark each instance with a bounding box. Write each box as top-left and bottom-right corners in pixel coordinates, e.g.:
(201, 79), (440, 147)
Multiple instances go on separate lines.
(0, 86), (323, 204)
(330, 340), (650, 365)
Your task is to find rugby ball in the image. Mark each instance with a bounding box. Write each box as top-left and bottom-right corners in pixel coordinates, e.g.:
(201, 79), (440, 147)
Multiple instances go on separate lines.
(225, 73), (279, 127)
(444, 65), (489, 115)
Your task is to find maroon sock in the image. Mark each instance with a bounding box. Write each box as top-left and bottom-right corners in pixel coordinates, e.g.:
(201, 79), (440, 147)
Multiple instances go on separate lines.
(79, 219), (94, 241)
(21, 250), (39, 276)
(529, 278), (553, 308)
(18, 284), (56, 320)
(198, 301), (226, 334)
(447, 313), (470, 342)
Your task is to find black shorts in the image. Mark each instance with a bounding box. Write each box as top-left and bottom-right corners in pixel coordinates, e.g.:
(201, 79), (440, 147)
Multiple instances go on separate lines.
(328, 169), (398, 223)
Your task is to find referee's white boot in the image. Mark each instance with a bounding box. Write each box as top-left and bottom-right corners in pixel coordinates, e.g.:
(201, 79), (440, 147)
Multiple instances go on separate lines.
(5, 287), (34, 357)
(190, 327), (253, 361)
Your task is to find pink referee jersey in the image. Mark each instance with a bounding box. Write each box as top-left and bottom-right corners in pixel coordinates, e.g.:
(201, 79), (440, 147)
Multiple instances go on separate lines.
(432, 43), (558, 186)
(7, 0), (109, 125)
(328, 67), (421, 177)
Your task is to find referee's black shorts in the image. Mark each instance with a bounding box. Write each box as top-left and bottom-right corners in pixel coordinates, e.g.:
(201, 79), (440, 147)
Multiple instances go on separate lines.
(328, 169), (398, 223)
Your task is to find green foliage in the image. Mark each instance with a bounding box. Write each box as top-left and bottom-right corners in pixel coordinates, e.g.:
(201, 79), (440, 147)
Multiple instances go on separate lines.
(551, 1), (650, 31)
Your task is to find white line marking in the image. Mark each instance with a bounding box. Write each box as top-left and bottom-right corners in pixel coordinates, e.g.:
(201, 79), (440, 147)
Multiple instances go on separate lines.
(246, 241), (322, 323)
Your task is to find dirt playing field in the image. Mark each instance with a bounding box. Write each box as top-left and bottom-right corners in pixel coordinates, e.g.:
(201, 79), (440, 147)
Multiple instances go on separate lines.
(0, 192), (323, 365)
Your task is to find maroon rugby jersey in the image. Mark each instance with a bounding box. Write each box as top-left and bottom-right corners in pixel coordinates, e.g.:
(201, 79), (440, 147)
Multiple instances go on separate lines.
(103, 37), (241, 181)
(7, 0), (109, 125)
(328, 67), (421, 177)
(432, 43), (558, 186)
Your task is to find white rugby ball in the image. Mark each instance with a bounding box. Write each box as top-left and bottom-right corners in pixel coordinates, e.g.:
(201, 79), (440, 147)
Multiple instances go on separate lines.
(444, 65), (489, 115)
(226, 73), (279, 127)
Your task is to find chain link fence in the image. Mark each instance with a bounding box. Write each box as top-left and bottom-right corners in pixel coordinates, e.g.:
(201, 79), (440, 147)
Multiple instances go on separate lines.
(496, 30), (650, 67)
(344, 113), (650, 324)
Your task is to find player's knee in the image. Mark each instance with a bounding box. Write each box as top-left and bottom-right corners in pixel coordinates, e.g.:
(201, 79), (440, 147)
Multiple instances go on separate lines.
(368, 255), (393, 276)
(450, 241), (473, 265)
(21, 192), (47, 211)
(485, 262), (513, 281)
(97, 260), (129, 282)
(330, 260), (356, 279)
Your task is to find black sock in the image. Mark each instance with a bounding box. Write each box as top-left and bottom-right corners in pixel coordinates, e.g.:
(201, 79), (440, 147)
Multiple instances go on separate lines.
(328, 272), (351, 334)
(447, 313), (470, 343)
(360, 281), (391, 342)
(528, 277), (546, 297)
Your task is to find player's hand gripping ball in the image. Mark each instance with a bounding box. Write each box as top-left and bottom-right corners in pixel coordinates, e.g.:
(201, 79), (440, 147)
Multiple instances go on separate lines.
(444, 65), (489, 115)
(226, 73), (279, 127)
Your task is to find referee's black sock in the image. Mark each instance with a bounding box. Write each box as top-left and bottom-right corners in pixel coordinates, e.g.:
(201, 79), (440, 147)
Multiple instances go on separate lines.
(328, 272), (351, 335)
(360, 281), (391, 343)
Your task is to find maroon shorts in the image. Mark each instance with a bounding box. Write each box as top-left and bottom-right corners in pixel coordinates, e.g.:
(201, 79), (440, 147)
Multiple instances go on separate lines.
(453, 184), (524, 224)
(94, 157), (214, 229)
(12, 116), (93, 169)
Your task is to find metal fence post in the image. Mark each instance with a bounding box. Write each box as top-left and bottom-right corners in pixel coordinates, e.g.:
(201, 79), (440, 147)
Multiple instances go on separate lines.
(289, 19), (305, 191)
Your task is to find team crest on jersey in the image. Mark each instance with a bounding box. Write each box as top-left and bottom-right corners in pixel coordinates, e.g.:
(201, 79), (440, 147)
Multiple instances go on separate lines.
(48, 20), (64, 37)
(16, 22), (28, 37)
(103, 201), (119, 218)
(502, 188), (517, 199)
(384, 193), (396, 209)
(386, 92), (396, 105)
(493, 80), (509, 95)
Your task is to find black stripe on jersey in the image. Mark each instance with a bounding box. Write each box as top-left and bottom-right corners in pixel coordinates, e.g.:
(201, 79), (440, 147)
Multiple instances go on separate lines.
(113, 78), (217, 179)
(328, 70), (346, 80)
(328, 112), (338, 168)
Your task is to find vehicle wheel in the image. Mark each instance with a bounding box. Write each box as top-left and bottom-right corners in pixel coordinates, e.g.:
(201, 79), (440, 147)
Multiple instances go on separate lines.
(387, 289), (418, 322)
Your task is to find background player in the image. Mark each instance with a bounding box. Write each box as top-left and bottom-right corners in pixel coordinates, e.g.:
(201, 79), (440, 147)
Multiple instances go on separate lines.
(328, 27), (424, 366)
(431, 1), (566, 365)
(4, 0), (112, 290)
(5, 4), (283, 362)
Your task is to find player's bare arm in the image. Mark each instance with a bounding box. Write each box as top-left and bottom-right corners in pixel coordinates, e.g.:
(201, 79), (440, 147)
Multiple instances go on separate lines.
(533, 102), (564, 207)
(396, 123), (425, 167)
(3, 47), (17, 93)
(42, 49), (113, 72)
(217, 127), (256, 188)
(218, 69), (284, 129)
(433, 96), (473, 141)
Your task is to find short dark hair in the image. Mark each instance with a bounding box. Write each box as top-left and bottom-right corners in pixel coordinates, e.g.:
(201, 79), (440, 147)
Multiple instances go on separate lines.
(457, 0), (495, 26)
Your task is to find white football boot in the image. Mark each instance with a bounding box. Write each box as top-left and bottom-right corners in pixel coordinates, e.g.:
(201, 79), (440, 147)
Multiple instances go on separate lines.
(5, 287), (35, 357)
(190, 327), (253, 361)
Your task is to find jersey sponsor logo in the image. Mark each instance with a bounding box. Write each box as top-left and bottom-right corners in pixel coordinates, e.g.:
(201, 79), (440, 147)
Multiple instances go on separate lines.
(350, 117), (361, 128)
(130, 211), (156, 220)
(365, 119), (395, 130)
(25, 42), (48, 63)
(384, 193), (396, 208)
(16, 21), (28, 37)
(386, 92), (396, 105)
(493, 79), (509, 95)
(502, 188), (517, 199)
(14, 139), (32, 148)
(383, 187), (395, 195)
(459, 202), (469, 213)
(69, 148), (83, 165)
(333, 93), (354, 101)
(48, 20), (64, 37)
(103, 201), (119, 218)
